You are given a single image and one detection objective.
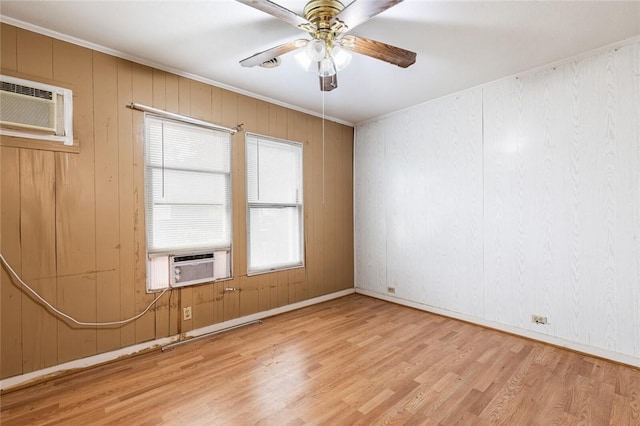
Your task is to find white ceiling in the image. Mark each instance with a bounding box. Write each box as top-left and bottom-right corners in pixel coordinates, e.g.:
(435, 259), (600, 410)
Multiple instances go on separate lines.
(1, 1), (639, 125)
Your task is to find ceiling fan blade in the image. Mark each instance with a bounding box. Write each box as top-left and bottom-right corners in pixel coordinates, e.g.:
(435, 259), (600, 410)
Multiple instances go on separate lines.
(330, 0), (404, 33)
(320, 74), (338, 92)
(340, 35), (416, 68)
(240, 39), (309, 68)
(236, 0), (316, 32)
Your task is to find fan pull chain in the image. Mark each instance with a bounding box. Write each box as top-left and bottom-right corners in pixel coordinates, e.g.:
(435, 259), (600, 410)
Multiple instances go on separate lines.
(161, 122), (165, 198)
(322, 90), (325, 204)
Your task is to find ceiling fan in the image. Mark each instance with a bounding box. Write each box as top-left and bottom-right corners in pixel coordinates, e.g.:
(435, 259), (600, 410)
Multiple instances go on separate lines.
(237, 0), (417, 91)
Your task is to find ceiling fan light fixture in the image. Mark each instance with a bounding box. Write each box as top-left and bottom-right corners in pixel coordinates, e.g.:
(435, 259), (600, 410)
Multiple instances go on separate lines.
(306, 39), (326, 62)
(318, 56), (336, 77)
(331, 45), (352, 71)
(294, 50), (315, 72)
(237, 0), (417, 91)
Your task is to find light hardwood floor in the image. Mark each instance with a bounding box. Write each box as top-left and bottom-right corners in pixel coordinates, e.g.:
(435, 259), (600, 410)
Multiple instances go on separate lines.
(1, 294), (639, 425)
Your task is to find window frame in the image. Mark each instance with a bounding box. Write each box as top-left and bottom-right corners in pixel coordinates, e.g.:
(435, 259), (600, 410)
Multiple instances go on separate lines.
(245, 132), (305, 276)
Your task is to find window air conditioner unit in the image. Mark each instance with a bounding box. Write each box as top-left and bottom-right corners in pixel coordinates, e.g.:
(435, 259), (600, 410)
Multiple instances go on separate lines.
(0, 75), (73, 145)
(170, 253), (216, 288)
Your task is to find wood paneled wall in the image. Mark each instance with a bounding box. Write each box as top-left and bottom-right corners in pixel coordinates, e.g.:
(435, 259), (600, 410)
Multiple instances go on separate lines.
(355, 41), (640, 361)
(0, 23), (354, 380)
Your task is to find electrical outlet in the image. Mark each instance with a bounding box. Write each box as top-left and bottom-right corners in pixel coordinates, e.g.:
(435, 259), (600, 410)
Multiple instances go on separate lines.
(183, 306), (192, 321)
(531, 315), (548, 325)
(387, 286), (396, 294)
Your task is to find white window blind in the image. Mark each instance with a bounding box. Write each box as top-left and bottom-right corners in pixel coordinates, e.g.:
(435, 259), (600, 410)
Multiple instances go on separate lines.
(145, 115), (232, 254)
(246, 133), (303, 274)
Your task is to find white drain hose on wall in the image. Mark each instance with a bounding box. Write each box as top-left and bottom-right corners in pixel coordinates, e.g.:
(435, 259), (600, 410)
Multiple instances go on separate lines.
(0, 253), (167, 327)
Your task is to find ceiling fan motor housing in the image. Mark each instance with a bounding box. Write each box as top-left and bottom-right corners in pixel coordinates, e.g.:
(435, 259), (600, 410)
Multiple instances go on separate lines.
(303, 0), (345, 45)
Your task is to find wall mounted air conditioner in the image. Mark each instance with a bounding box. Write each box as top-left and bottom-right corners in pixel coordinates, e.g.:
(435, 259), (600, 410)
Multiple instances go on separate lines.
(147, 250), (231, 291)
(0, 75), (73, 145)
(170, 253), (216, 288)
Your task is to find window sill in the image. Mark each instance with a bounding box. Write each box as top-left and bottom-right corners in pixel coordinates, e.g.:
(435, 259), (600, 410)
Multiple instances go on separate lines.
(0, 134), (79, 153)
(247, 263), (305, 277)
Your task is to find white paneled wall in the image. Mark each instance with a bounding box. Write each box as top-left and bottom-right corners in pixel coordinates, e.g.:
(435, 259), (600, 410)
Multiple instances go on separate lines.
(354, 41), (640, 361)
(355, 90), (484, 313)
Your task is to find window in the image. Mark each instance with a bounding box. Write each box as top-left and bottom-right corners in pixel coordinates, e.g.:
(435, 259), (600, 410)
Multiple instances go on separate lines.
(145, 115), (232, 290)
(144, 115), (232, 292)
(246, 133), (304, 274)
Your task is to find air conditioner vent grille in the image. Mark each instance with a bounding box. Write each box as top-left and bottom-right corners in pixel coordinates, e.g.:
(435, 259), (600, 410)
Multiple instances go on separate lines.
(1, 94), (53, 129)
(1, 81), (53, 100)
(173, 253), (214, 263)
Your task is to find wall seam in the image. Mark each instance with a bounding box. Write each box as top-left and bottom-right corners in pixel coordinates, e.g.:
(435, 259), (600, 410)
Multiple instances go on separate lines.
(481, 87), (486, 319)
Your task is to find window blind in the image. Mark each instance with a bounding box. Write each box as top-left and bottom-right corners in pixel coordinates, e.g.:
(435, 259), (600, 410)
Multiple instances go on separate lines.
(145, 116), (232, 254)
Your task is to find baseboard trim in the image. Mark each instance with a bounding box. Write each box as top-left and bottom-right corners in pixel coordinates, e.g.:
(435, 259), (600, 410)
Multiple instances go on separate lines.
(356, 288), (640, 369)
(183, 288), (355, 340)
(0, 288), (355, 392)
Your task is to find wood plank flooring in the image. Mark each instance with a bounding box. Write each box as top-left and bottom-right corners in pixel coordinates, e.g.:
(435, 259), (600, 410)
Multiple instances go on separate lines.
(1, 294), (639, 425)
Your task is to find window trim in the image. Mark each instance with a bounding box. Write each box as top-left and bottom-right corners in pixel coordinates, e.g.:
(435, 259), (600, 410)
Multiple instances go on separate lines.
(245, 132), (305, 276)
